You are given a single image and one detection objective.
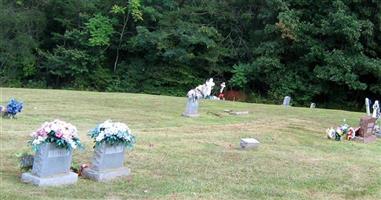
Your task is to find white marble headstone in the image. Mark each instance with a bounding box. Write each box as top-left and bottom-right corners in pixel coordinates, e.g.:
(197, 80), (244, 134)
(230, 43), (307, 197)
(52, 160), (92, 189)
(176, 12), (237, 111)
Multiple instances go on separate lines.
(372, 100), (380, 119)
(365, 98), (371, 116)
(283, 96), (291, 107)
(183, 98), (199, 117)
(240, 138), (260, 149)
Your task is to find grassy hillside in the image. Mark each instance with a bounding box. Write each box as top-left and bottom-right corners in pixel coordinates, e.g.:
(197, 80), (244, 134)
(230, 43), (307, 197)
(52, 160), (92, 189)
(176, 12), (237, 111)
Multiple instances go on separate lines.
(0, 88), (380, 200)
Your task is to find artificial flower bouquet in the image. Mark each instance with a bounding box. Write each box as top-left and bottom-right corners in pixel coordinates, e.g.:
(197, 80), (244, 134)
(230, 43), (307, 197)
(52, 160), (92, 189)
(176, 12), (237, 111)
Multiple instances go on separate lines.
(2, 98), (23, 118)
(29, 119), (83, 151)
(89, 120), (136, 148)
(326, 123), (356, 141)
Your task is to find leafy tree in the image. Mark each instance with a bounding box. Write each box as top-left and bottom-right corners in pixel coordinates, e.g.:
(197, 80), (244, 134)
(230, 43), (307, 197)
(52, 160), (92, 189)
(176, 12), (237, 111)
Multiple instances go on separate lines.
(230, 0), (381, 108)
(1, 0), (380, 110)
(0, 0), (46, 86)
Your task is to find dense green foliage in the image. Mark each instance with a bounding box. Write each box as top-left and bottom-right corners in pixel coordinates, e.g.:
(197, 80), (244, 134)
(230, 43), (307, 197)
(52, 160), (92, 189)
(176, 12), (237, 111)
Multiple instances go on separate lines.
(1, 0), (380, 109)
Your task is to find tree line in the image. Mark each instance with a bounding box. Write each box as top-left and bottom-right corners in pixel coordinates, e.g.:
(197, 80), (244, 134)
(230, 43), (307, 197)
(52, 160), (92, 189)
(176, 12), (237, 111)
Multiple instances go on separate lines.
(1, 0), (380, 110)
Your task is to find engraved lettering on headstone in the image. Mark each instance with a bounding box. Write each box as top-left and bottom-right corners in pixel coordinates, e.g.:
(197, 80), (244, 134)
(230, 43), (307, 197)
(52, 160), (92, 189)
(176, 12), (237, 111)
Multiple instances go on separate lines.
(368, 123), (374, 128)
(367, 128), (373, 134)
(48, 149), (70, 158)
(105, 145), (124, 154)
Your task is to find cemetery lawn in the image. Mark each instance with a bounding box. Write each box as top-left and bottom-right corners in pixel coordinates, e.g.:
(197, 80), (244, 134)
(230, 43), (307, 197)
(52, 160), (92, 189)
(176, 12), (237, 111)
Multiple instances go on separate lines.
(1, 88), (380, 200)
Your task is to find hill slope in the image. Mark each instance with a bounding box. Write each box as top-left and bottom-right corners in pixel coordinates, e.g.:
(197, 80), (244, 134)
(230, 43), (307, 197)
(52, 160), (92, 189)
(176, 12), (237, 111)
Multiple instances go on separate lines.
(1, 88), (380, 200)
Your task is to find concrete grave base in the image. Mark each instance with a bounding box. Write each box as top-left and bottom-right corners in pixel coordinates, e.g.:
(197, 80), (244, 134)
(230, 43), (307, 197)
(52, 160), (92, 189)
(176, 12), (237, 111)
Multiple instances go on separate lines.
(229, 111), (249, 115)
(82, 167), (130, 182)
(223, 110), (249, 115)
(182, 113), (199, 117)
(21, 172), (78, 186)
(353, 135), (377, 143)
(376, 131), (381, 138)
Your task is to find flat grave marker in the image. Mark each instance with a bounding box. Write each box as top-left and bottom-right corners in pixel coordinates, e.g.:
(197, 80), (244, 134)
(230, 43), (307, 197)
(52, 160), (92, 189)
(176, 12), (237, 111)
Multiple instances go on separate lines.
(240, 138), (260, 149)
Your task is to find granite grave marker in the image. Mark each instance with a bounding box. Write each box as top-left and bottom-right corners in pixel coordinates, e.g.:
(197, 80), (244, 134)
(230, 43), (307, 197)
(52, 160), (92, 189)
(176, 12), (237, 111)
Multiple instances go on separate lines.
(355, 116), (377, 143)
(82, 143), (130, 182)
(21, 143), (78, 186)
(283, 96), (291, 107)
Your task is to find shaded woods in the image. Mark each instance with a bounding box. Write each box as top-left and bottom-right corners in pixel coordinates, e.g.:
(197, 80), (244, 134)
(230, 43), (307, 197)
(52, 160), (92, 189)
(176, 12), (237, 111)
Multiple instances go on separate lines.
(1, 0), (380, 110)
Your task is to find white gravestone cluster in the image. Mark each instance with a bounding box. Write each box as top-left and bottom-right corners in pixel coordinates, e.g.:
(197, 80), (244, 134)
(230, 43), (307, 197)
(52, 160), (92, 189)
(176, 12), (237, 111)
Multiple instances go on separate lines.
(365, 98), (380, 137)
(183, 78), (215, 117)
(365, 98), (380, 119)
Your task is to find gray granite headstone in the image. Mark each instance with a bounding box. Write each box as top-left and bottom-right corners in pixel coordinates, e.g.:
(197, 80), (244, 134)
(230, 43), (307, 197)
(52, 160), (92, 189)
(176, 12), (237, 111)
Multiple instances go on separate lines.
(82, 143), (130, 182)
(375, 125), (381, 138)
(21, 143), (78, 186)
(240, 138), (260, 149)
(182, 98), (199, 117)
(283, 96), (291, 107)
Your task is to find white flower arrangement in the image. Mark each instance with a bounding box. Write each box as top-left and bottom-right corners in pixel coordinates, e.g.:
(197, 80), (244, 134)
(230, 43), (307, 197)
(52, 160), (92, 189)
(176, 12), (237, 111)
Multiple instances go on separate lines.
(89, 120), (135, 148)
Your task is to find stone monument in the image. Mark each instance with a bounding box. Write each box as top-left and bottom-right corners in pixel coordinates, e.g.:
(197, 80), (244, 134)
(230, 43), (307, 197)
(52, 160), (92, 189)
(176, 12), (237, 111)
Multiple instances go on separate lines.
(82, 143), (130, 182)
(372, 100), (381, 138)
(365, 98), (371, 116)
(21, 143), (78, 186)
(372, 100), (380, 119)
(355, 116), (377, 143)
(310, 103), (316, 109)
(375, 124), (381, 138)
(283, 96), (291, 107)
(183, 99), (199, 117)
(183, 78), (215, 117)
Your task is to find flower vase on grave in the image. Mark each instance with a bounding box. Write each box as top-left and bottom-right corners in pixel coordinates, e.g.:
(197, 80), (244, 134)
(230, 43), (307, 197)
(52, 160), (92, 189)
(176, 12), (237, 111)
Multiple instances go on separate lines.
(21, 119), (82, 186)
(2, 98), (23, 119)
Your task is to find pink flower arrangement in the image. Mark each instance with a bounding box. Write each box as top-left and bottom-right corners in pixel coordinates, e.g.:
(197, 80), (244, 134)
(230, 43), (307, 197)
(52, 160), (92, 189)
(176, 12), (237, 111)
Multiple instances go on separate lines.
(30, 119), (82, 150)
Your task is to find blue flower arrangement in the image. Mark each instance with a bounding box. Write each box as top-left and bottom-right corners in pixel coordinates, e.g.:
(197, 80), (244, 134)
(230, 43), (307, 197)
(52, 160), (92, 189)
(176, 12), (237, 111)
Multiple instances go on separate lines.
(3, 98), (23, 118)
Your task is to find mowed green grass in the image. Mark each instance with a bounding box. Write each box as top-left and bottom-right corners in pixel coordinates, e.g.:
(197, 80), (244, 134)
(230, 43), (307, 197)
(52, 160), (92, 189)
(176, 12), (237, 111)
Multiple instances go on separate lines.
(0, 87), (380, 200)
